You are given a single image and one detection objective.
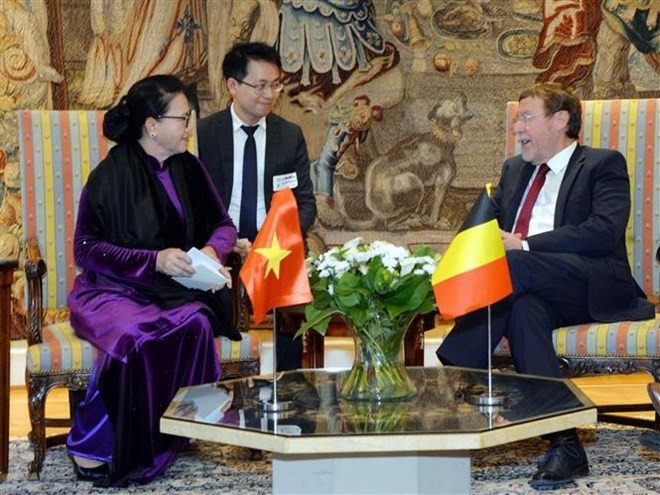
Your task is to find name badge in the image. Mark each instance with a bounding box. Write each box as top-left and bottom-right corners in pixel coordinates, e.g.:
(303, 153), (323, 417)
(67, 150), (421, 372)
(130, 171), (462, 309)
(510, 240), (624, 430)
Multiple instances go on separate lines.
(273, 172), (298, 191)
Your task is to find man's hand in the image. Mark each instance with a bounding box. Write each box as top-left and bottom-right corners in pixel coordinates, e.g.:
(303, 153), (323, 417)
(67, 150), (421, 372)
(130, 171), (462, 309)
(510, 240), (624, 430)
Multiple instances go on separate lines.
(233, 238), (252, 258)
(501, 229), (523, 251)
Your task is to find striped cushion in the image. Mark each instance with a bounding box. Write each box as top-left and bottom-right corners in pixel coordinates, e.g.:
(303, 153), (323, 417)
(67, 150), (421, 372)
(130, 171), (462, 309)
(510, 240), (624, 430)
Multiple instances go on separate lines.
(17, 110), (199, 311)
(215, 332), (260, 361)
(19, 111), (109, 310)
(548, 318), (660, 358)
(27, 322), (259, 374)
(435, 315), (660, 359)
(26, 321), (97, 373)
(496, 99), (660, 363)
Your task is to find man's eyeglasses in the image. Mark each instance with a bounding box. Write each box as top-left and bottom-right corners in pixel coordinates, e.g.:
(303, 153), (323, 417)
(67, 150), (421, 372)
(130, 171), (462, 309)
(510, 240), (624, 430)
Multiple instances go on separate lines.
(236, 79), (284, 95)
(157, 114), (191, 126)
(511, 112), (548, 127)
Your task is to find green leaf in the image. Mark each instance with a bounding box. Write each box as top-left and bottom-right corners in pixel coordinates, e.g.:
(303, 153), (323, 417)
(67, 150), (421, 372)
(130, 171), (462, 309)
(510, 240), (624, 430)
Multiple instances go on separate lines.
(334, 272), (360, 294)
(416, 298), (437, 315)
(295, 305), (339, 338)
(336, 291), (362, 309)
(412, 244), (437, 258)
(384, 279), (430, 318)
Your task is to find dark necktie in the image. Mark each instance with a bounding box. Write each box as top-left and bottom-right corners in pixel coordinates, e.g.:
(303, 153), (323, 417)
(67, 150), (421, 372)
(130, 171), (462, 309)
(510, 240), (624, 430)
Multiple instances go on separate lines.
(514, 163), (550, 239)
(239, 125), (258, 240)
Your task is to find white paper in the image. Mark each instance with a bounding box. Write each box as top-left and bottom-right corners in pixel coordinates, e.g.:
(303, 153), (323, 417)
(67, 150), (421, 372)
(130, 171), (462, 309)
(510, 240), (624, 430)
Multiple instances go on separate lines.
(172, 247), (230, 291)
(179, 386), (232, 423)
(276, 424), (302, 436)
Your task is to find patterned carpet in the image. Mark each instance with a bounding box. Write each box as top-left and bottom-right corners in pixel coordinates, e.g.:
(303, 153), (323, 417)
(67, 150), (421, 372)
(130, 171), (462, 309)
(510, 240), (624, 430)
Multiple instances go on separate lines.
(3, 424), (660, 494)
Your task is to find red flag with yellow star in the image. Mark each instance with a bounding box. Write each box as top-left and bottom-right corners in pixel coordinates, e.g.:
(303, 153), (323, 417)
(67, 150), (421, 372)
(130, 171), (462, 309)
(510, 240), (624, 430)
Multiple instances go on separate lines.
(239, 188), (312, 324)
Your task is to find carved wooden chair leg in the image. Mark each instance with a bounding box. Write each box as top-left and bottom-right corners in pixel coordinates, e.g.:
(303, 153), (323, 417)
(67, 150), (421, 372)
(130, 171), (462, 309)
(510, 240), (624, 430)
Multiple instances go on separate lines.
(26, 377), (48, 480)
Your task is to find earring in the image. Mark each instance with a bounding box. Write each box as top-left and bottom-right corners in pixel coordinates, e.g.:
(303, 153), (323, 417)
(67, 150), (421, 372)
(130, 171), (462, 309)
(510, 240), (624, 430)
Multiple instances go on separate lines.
(150, 133), (156, 139)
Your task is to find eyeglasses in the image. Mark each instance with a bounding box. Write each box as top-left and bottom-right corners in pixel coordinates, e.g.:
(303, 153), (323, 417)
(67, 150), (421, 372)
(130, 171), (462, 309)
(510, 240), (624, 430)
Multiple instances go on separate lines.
(157, 113), (191, 126)
(235, 79), (284, 95)
(511, 112), (548, 127)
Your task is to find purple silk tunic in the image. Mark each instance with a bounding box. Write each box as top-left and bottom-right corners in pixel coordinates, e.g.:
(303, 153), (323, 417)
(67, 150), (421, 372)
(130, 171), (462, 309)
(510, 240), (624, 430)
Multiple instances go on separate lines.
(66, 154), (236, 485)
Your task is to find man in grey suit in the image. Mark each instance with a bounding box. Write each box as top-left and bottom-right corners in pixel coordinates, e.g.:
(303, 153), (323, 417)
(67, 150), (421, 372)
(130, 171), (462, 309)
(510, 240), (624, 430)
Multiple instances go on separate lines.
(437, 83), (654, 490)
(198, 42), (316, 370)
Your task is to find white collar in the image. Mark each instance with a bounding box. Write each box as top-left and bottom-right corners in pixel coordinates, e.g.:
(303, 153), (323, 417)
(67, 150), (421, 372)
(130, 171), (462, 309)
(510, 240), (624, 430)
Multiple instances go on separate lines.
(230, 104), (266, 133)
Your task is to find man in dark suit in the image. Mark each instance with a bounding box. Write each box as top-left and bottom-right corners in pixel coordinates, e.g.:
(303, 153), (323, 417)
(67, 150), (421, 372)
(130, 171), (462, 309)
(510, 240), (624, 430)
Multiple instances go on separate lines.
(198, 42), (316, 371)
(437, 83), (655, 490)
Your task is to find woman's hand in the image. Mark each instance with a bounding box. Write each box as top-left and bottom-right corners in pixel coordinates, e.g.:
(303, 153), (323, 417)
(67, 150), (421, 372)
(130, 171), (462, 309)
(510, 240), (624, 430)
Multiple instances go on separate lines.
(156, 248), (194, 276)
(201, 245), (233, 291)
(211, 265), (233, 292)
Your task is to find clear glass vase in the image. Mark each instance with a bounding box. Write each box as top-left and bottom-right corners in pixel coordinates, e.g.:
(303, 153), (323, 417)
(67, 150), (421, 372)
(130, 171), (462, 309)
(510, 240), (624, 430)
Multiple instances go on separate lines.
(340, 312), (418, 402)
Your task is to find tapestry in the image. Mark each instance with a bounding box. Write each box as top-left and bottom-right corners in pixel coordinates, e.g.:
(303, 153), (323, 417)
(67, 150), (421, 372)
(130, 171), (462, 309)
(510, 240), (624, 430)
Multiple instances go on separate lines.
(0, 0), (658, 338)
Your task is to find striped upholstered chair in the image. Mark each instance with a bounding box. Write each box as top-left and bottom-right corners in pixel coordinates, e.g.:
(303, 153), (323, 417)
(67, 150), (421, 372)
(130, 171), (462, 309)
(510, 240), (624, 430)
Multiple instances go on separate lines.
(497, 99), (660, 428)
(438, 98), (660, 428)
(18, 110), (260, 479)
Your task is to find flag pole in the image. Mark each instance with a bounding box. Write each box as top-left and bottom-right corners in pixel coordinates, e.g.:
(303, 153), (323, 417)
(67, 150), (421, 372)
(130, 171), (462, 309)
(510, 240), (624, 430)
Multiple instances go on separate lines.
(273, 307), (278, 408)
(487, 304), (492, 402)
(262, 308), (293, 413)
(467, 304), (507, 408)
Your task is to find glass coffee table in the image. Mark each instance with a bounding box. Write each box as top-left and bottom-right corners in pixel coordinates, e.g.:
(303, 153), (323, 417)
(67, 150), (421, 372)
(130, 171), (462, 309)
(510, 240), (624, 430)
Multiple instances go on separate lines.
(161, 367), (595, 495)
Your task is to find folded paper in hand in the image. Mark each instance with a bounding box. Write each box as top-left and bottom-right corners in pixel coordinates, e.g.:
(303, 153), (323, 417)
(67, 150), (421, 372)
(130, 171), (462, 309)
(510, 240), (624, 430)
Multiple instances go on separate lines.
(172, 247), (230, 291)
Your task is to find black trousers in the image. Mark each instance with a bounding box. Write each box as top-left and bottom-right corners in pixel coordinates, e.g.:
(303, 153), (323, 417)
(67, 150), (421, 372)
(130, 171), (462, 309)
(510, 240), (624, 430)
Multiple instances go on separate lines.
(275, 330), (303, 371)
(437, 250), (593, 378)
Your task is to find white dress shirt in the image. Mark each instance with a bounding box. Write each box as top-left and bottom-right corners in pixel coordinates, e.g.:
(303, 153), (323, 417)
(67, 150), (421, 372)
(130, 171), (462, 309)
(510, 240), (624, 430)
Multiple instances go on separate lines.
(228, 104), (267, 233)
(514, 141), (577, 249)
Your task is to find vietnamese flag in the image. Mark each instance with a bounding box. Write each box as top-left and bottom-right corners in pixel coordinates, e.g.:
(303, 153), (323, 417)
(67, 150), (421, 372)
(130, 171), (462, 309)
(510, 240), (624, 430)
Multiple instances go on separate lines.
(432, 185), (512, 320)
(239, 188), (312, 323)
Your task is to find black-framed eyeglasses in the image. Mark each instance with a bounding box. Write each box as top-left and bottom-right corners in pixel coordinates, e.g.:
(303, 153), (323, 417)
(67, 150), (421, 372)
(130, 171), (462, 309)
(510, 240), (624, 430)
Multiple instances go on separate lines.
(157, 113), (191, 126)
(235, 79), (284, 95)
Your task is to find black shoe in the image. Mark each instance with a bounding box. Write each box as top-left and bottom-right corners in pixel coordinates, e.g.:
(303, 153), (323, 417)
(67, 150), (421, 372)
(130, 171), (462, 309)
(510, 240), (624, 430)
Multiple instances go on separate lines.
(529, 440), (589, 491)
(71, 457), (110, 481)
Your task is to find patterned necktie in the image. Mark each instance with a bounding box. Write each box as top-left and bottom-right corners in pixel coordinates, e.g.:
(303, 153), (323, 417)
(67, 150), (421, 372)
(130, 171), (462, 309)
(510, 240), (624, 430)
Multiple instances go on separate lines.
(239, 125), (258, 241)
(514, 163), (550, 239)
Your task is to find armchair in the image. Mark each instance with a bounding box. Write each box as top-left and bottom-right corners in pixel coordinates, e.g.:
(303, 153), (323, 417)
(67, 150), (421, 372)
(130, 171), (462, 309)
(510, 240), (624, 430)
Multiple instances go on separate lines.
(18, 110), (259, 479)
(440, 98), (660, 429)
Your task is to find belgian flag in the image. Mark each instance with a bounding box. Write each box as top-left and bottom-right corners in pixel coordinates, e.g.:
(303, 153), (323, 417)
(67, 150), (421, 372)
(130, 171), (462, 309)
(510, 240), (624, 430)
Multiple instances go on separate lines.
(432, 185), (512, 320)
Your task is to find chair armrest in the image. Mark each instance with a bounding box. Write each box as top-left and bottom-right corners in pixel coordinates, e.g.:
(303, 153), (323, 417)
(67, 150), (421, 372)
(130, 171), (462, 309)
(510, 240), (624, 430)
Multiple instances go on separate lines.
(23, 238), (47, 346)
(227, 252), (250, 334)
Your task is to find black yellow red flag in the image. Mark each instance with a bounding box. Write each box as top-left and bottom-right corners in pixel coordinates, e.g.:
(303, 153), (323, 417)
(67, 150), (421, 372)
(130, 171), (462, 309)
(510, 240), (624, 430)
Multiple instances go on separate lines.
(432, 185), (512, 319)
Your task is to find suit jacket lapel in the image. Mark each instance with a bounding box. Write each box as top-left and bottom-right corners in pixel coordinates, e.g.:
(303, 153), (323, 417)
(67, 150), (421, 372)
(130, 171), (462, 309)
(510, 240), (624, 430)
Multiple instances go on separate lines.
(264, 114), (280, 209)
(217, 110), (235, 202)
(554, 145), (585, 227)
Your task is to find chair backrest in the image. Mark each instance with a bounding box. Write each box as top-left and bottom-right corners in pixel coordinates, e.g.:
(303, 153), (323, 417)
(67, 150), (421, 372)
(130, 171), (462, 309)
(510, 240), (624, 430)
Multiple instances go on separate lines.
(18, 110), (198, 310)
(504, 98), (660, 298)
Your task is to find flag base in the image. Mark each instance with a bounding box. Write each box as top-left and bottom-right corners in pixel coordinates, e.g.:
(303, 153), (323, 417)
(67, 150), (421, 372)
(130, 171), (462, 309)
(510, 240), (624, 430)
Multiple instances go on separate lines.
(261, 399), (295, 413)
(466, 390), (509, 407)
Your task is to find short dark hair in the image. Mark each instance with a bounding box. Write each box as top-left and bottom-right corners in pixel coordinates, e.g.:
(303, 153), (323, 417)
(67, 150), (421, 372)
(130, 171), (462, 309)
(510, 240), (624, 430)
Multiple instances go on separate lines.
(518, 83), (581, 139)
(103, 75), (187, 143)
(222, 42), (282, 81)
